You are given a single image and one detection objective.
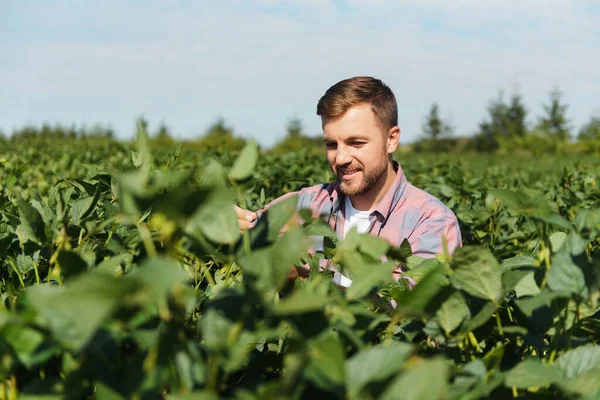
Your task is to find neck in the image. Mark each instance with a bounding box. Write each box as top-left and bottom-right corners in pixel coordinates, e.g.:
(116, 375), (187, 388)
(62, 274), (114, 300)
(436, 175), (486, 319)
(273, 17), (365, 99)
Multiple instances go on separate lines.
(349, 162), (397, 211)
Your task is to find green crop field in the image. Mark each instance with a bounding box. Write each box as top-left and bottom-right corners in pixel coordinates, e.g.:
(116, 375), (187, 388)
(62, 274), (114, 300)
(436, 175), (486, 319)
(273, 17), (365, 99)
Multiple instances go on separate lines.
(0, 129), (599, 399)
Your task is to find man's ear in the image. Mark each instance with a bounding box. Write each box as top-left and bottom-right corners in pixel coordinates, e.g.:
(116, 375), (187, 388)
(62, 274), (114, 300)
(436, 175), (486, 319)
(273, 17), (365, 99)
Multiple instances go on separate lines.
(387, 126), (401, 154)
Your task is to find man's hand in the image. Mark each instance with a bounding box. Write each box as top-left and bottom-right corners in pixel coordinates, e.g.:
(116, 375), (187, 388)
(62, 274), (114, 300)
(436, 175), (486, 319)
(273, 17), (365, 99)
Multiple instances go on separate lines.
(234, 205), (259, 232)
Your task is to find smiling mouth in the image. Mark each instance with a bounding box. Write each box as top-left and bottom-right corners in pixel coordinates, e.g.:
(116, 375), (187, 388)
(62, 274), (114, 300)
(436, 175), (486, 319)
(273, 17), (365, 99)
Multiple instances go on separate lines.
(338, 169), (360, 180)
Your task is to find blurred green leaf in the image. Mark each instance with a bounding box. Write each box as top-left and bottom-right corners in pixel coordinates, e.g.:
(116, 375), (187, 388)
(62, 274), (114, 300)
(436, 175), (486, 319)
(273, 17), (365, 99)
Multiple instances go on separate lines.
(56, 250), (88, 280)
(436, 291), (471, 335)
(450, 247), (502, 302)
(228, 140), (258, 181)
(380, 357), (449, 400)
(304, 331), (346, 391)
(345, 342), (413, 398)
(556, 345), (600, 378)
(504, 359), (562, 389)
(187, 185), (240, 245)
(18, 201), (46, 244)
(272, 290), (327, 315)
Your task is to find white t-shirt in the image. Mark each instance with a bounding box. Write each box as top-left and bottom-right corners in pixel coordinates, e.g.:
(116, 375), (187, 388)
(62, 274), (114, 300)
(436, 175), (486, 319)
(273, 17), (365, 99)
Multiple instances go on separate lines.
(332, 196), (372, 287)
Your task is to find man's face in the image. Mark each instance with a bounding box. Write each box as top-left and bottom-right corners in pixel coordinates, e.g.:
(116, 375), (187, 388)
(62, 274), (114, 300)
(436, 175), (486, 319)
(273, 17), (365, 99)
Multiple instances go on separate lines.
(322, 103), (399, 196)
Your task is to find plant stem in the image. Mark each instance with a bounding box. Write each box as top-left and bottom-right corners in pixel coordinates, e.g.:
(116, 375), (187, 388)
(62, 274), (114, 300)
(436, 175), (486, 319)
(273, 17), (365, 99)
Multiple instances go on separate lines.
(495, 312), (504, 337)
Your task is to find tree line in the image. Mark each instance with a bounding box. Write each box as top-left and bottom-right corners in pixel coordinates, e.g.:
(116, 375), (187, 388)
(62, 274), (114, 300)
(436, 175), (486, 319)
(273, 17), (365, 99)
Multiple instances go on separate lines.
(420, 89), (600, 152)
(3, 87), (599, 154)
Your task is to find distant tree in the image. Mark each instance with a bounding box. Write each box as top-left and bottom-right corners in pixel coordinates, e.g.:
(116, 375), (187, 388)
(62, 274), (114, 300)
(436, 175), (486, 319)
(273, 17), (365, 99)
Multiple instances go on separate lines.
(136, 117), (150, 135)
(153, 122), (175, 147)
(204, 117), (233, 138)
(536, 89), (571, 141)
(506, 94), (528, 137)
(474, 90), (530, 151)
(67, 124), (77, 139)
(578, 115), (600, 141)
(286, 118), (303, 137)
(196, 117), (246, 152)
(40, 123), (52, 138)
(422, 103), (453, 140)
(88, 123), (107, 138)
(474, 92), (509, 150)
(155, 122), (172, 140)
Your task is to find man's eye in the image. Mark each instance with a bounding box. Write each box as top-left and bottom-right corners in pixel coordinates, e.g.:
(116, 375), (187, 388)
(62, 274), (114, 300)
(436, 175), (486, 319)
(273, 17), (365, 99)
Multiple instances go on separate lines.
(352, 142), (365, 147)
(325, 142), (337, 148)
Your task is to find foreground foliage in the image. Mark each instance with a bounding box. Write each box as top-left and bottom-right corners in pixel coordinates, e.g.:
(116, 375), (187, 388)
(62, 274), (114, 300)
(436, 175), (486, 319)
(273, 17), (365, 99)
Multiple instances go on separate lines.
(0, 131), (599, 399)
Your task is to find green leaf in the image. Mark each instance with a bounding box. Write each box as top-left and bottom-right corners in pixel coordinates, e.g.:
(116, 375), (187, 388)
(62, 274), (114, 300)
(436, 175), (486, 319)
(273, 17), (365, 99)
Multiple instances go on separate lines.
(238, 227), (309, 293)
(95, 254), (132, 276)
(199, 309), (232, 352)
(345, 342), (413, 398)
(450, 247), (502, 302)
(436, 291), (471, 335)
(25, 258), (185, 350)
(187, 186), (240, 245)
(557, 368), (600, 396)
(396, 265), (447, 316)
(18, 201), (46, 244)
(304, 218), (336, 239)
(504, 359), (562, 389)
(403, 258), (444, 283)
(132, 119), (152, 172)
(94, 382), (127, 400)
(513, 272), (541, 298)
(556, 345), (600, 378)
(304, 331), (346, 391)
(56, 251), (88, 280)
(502, 267), (540, 297)
(126, 258), (188, 302)
(514, 290), (569, 317)
(463, 301), (497, 332)
(263, 195), (299, 243)
(168, 392), (219, 400)
(228, 140), (258, 181)
(272, 290), (328, 315)
(1, 324), (45, 368)
(345, 261), (396, 301)
(489, 188), (556, 218)
(70, 187), (100, 225)
(500, 255), (536, 273)
(357, 234), (390, 260)
(380, 356), (449, 400)
(547, 246), (588, 297)
(25, 273), (130, 350)
(549, 231), (567, 252)
(15, 254), (35, 274)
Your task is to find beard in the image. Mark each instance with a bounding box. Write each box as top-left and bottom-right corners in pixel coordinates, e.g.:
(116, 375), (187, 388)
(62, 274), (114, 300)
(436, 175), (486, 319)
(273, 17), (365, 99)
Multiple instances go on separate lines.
(336, 157), (388, 196)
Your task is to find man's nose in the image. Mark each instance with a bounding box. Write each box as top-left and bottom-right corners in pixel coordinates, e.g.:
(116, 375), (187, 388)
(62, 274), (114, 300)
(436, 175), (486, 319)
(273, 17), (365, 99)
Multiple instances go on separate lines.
(335, 145), (351, 166)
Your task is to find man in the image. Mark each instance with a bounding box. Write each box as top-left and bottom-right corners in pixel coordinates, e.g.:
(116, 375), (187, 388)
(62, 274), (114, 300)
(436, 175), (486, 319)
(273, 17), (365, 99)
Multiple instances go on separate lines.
(235, 76), (461, 286)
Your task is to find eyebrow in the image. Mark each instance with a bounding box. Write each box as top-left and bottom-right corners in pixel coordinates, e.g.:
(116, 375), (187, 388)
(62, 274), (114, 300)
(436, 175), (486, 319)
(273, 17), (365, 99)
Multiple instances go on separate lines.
(323, 135), (370, 142)
(345, 135), (369, 141)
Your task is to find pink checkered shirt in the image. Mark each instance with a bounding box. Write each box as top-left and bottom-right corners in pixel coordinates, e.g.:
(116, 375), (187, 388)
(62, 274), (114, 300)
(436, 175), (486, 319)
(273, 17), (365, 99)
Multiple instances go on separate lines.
(260, 161), (462, 280)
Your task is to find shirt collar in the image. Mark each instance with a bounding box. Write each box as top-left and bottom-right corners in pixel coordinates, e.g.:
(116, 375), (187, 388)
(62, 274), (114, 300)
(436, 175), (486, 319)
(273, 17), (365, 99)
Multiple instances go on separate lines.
(372, 161), (407, 222)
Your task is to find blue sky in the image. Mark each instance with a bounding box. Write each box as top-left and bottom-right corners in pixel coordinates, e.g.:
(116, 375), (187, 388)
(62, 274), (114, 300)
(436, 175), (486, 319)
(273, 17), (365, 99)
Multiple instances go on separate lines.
(1, 0), (599, 146)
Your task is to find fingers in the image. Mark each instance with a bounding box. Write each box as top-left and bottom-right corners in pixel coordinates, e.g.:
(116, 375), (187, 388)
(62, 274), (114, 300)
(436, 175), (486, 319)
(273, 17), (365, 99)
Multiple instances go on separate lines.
(287, 266), (310, 282)
(234, 205), (259, 232)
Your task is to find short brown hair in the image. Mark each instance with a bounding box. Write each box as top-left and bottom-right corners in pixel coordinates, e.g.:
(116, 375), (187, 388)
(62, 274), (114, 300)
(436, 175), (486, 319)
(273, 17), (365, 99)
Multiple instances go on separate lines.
(316, 76), (398, 131)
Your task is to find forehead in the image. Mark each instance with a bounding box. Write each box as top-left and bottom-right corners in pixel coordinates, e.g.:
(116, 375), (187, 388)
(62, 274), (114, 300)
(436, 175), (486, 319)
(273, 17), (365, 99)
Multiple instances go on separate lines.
(322, 104), (384, 140)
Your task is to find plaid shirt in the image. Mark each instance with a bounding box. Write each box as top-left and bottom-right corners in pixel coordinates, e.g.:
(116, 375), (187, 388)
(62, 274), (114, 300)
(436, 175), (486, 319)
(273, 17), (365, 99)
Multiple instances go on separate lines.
(261, 161), (462, 280)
